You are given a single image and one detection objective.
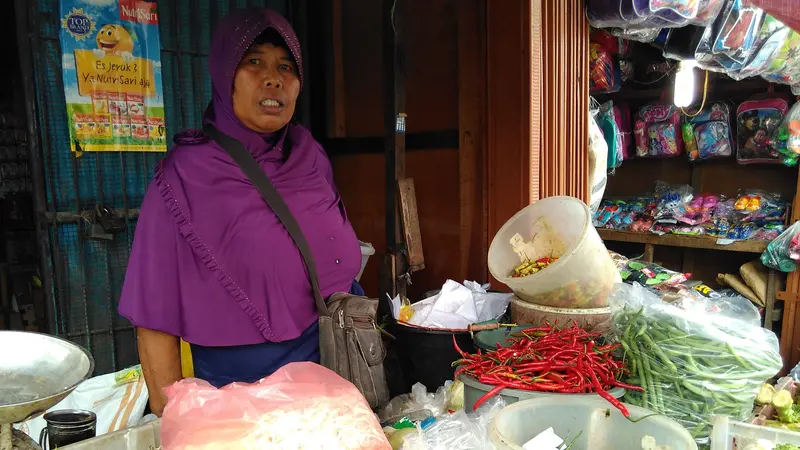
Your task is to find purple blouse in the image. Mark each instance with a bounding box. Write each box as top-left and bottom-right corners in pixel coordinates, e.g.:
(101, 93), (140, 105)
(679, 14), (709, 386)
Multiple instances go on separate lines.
(118, 126), (362, 346)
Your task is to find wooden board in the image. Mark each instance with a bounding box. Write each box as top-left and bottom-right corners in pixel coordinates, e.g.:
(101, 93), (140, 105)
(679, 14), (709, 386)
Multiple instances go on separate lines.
(598, 229), (768, 253)
(398, 177), (425, 271)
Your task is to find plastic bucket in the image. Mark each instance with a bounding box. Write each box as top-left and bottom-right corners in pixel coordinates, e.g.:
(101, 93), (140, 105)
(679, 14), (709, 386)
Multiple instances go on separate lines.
(490, 396), (697, 450)
(387, 321), (477, 392)
(488, 196), (619, 309)
(459, 374), (624, 412)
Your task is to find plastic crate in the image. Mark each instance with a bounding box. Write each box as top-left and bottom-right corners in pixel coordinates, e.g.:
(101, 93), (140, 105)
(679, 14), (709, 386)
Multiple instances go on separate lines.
(711, 416), (800, 450)
(61, 420), (160, 450)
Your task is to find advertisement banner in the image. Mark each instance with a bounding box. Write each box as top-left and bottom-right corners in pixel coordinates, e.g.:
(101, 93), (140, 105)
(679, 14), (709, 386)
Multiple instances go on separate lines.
(59, 0), (166, 152)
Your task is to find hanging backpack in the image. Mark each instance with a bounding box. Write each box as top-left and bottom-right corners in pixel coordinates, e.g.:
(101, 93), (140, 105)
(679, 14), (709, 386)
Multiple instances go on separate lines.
(683, 102), (734, 161)
(736, 97), (789, 164)
(634, 103), (683, 158)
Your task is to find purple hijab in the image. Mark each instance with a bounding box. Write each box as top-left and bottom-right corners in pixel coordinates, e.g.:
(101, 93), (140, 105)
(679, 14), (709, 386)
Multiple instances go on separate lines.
(119, 9), (361, 346)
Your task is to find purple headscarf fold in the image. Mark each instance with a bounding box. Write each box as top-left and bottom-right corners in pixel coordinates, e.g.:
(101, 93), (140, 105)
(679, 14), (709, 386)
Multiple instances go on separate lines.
(118, 9), (362, 346)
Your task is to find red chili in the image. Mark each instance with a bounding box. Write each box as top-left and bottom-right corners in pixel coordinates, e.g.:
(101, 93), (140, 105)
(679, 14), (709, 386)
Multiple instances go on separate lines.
(473, 384), (506, 411)
(611, 380), (646, 393)
(588, 365), (630, 418)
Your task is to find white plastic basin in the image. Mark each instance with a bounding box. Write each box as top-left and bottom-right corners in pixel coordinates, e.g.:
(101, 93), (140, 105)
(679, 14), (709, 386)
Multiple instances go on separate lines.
(490, 396), (697, 450)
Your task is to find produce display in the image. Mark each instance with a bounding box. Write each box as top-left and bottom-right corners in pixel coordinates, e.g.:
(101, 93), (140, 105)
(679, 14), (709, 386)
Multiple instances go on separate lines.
(511, 256), (558, 278)
(612, 285), (782, 446)
(453, 321), (640, 416)
(595, 182), (787, 241)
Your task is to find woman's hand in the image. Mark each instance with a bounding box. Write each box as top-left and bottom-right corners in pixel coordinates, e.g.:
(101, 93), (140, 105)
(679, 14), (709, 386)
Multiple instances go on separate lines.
(137, 327), (182, 417)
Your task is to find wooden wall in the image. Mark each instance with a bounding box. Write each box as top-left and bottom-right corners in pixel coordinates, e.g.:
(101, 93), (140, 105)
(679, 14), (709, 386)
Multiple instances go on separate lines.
(324, 0), (487, 300)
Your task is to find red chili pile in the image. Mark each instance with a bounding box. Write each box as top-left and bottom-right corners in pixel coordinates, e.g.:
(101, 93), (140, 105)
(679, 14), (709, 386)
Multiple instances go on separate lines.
(453, 322), (644, 416)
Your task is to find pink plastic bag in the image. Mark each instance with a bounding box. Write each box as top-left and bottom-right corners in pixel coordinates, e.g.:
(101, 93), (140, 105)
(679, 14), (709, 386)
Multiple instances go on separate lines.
(161, 362), (391, 450)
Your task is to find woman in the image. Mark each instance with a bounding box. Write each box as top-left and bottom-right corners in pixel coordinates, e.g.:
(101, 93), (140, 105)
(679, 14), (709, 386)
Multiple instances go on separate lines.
(119, 8), (363, 416)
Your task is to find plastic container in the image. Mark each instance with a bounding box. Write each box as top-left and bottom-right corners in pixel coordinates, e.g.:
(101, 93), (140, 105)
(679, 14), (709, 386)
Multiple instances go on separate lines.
(711, 416), (800, 450)
(357, 241), (375, 282)
(387, 321), (477, 393)
(460, 374), (624, 412)
(61, 420), (160, 450)
(488, 196), (619, 309)
(509, 298), (613, 333)
(490, 396), (697, 450)
(473, 325), (531, 351)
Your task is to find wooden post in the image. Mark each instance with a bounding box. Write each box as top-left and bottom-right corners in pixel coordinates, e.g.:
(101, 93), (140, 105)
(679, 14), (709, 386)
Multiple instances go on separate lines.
(382, 0), (408, 300)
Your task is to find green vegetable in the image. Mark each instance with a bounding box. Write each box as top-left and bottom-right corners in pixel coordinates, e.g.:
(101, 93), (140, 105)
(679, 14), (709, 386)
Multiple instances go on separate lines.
(776, 444), (800, 450)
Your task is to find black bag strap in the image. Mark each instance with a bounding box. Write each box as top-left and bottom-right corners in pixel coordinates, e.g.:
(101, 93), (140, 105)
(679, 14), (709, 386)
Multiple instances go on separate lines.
(203, 124), (329, 317)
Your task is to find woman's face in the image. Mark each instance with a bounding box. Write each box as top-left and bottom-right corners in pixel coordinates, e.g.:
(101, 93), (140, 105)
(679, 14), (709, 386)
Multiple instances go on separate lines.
(232, 42), (299, 133)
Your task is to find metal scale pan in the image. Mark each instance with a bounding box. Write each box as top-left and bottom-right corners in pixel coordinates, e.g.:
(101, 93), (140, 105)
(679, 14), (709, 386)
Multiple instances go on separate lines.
(0, 331), (94, 449)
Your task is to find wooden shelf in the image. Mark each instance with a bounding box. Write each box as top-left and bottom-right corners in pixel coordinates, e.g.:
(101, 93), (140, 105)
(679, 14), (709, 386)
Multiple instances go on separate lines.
(597, 229), (768, 254)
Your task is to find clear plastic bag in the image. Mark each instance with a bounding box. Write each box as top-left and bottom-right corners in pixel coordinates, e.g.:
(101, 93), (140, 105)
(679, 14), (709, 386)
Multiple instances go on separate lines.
(609, 283), (782, 446)
(399, 397), (506, 450)
(379, 382), (456, 424)
(589, 107), (608, 215)
(771, 100), (800, 167)
(761, 220), (800, 272)
(161, 362), (391, 450)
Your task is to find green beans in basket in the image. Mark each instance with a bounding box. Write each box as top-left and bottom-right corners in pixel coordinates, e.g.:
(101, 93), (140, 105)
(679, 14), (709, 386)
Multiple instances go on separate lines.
(611, 284), (782, 448)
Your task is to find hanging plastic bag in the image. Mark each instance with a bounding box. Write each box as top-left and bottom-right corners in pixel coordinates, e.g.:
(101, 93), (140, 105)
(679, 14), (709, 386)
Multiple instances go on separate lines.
(609, 283), (782, 447)
(588, 106), (608, 215)
(761, 220), (800, 272)
(160, 362), (391, 450)
(689, 0), (726, 27)
(771, 100), (800, 167)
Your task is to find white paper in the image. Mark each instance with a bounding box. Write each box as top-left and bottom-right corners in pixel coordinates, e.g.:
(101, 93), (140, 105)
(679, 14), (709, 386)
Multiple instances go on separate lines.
(401, 280), (513, 330)
(522, 427), (563, 450)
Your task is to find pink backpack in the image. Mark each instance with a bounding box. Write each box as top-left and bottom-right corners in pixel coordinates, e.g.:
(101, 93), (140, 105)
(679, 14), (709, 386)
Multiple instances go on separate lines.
(634, 103), (683, 158)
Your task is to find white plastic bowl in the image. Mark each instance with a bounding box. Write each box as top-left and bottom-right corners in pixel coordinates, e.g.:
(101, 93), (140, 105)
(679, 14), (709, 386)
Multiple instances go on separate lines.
(490, 396), (697, 450)
(488, 196), (619, 309)
(356, 241), (375, 283)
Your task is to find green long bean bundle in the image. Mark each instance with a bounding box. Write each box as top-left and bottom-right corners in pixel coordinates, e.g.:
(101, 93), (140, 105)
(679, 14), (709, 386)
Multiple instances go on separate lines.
(614, 298), (781, 447)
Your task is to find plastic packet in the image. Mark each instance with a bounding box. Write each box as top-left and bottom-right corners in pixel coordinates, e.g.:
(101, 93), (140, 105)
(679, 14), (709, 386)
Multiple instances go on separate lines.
(761, 220), (800, 272)
(608, 26), (663, 43)
(653, 182), (694, 221)
(771, 100), (800, 167)
(161, 362), (391, 450)
(609, 283), (782, 446)
(399, 397), (506, 450)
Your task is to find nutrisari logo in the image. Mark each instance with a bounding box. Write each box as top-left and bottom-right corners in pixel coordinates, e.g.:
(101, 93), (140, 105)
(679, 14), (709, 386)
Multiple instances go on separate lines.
(119, 0), (159, 25)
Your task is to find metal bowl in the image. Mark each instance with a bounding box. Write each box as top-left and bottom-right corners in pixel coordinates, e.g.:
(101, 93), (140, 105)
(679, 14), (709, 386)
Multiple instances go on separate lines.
(0, 331), (94, 424)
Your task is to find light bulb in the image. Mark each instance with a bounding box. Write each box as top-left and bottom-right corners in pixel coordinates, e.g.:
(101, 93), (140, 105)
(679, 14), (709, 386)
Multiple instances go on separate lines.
(673, 60), (698, 108)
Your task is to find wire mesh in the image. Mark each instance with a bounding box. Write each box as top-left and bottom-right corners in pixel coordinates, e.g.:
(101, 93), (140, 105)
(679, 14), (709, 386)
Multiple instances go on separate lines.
(28, 0), (289, 374)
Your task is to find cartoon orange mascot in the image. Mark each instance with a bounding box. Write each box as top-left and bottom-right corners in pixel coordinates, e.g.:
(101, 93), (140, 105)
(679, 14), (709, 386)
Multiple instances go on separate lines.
(94, 24), (134, 59)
